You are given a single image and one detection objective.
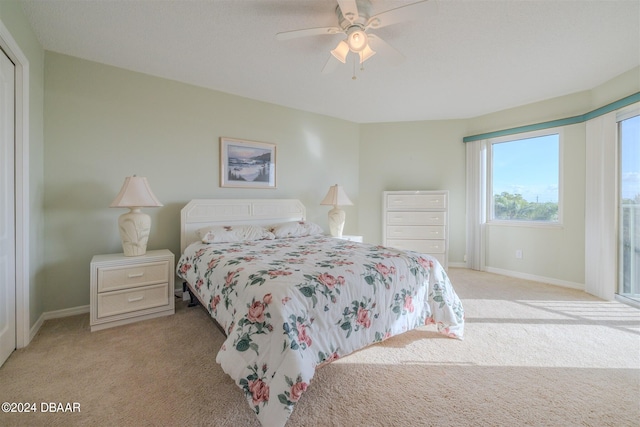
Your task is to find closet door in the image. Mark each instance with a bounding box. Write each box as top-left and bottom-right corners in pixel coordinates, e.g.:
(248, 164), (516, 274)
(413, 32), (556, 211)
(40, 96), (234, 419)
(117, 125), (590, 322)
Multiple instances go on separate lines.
(0, 47), (16, 367)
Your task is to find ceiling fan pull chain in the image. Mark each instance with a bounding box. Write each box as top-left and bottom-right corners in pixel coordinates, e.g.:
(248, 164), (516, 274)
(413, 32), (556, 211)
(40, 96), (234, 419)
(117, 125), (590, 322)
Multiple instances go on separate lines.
(352, 55), (357, 80)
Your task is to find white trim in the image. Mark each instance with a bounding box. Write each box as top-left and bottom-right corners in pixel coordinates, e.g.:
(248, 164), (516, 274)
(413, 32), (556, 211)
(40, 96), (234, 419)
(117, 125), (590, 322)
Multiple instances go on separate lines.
(486, 220), (564, 229)
(615, 102), (640, 122)
(484, 266), (584, 291)
(448, 262), (467, 268)
(614, 294), (640, 309)
(0, 20), (31, 349)
(615, 102), (639, 302)
(29, 305), (90, 341)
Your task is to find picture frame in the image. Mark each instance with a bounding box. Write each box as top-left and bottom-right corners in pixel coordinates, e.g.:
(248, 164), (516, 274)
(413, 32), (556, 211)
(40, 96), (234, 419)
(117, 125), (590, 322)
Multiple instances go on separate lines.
(220, 137), (277, 188)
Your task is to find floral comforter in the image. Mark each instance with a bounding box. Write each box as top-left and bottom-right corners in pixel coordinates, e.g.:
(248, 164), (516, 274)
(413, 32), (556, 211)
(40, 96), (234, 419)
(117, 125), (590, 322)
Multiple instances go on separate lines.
(176, 235), (464, 427)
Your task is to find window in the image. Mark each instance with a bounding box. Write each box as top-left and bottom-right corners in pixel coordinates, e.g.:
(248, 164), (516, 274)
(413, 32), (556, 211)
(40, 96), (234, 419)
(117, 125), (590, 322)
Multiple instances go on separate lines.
(618, 111), (639, 302)
(488, 130), (561, 223)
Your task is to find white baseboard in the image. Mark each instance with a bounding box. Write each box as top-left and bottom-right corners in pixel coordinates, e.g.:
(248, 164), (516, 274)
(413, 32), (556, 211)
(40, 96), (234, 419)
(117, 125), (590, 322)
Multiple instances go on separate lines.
(448, 262), (467, 268)
(484, 266), (584, 291)
(29, 305), (90, 342)
(26, 268), (583, 342)
(30, 289), (189, 342)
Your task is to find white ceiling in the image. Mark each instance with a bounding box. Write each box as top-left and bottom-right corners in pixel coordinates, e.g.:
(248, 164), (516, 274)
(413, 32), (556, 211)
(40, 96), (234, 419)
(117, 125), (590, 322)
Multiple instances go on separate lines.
(20, 0), (640, 123)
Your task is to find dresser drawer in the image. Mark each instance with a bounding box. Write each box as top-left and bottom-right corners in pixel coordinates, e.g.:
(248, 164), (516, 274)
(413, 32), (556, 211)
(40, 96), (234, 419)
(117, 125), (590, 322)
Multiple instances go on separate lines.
(387, 211), (446, 226)
(97, 261), (169, 292)
(97, 283), (169, 318)
(386, 239), (445, 253)
(386, 225), (445, 240)
(386, 194), (446, 210)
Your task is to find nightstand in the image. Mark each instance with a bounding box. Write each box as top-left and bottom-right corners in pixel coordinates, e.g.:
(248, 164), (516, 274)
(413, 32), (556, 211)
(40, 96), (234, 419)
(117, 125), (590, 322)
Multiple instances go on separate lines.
(90, 249), (175, 332)
(335, 235), (363, 243)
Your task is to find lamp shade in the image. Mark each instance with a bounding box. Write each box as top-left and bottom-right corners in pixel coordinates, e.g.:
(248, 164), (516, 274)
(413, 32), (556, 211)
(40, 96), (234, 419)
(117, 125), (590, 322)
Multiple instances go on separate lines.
(331, 40), (350, 64)
(320, 184), (353, 207)
(110, 176), (163, 208)
(359, 44), (376, 64)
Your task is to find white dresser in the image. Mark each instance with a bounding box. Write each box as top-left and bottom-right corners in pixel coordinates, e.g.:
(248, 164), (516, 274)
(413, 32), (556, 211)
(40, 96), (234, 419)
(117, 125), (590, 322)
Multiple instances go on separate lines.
(90, 249), (175, 331)
(383, 190), (448, 269)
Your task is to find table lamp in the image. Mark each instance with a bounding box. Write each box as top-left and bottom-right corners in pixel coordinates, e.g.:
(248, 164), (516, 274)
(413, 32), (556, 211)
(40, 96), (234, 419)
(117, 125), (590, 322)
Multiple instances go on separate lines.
(110, 175), (163, 256)
(320, 184), (353, 238)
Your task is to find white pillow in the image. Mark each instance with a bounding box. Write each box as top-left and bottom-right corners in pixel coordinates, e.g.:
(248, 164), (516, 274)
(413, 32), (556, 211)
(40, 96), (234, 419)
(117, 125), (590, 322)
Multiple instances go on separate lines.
(269, 221), (324, 239)
(198, 225), (274, 243)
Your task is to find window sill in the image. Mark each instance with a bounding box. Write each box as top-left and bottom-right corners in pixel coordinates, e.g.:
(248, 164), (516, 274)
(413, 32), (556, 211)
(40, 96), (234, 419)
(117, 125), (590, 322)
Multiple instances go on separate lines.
(487, 220), (563, 229)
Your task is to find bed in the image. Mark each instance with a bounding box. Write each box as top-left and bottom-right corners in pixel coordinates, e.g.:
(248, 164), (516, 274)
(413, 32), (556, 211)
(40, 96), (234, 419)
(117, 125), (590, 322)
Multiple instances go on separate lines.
(176, 199), (464, 427)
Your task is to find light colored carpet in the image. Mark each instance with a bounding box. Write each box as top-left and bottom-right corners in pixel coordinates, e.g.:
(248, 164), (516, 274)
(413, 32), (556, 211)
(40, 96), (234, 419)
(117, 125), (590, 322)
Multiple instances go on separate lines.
(1, 268), (638, 427)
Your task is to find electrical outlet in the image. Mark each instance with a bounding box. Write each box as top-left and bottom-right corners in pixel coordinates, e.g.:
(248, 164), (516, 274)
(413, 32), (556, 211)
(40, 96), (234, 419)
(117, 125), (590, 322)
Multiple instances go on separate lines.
(515, 249), (523, 259)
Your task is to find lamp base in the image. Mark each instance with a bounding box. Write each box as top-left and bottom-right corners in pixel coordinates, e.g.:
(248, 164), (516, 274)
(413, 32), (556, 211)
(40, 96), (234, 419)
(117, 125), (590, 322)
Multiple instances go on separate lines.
(118, 208), (151, 256)
(327, 206), (346, 238)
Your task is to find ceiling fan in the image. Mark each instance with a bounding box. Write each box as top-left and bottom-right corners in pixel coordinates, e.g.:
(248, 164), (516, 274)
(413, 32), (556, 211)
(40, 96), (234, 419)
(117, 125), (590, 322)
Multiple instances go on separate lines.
(276, 0), (431, 74)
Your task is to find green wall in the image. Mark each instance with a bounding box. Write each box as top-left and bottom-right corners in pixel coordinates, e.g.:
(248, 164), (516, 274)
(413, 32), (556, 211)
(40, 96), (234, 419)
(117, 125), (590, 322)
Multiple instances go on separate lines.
(43, 52), (360, 312)
(42, 52), (640, 312)
(5, 1), (640, 319)
(358, 119), (467, 264)
(465, 67), (639, 285)
(358, 67), (639, 286)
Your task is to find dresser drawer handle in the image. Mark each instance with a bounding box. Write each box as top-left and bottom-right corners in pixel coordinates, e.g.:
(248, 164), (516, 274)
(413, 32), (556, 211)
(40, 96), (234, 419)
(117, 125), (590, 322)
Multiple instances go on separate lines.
(128, 272), (144, 278)
(128, 296), (144, 303)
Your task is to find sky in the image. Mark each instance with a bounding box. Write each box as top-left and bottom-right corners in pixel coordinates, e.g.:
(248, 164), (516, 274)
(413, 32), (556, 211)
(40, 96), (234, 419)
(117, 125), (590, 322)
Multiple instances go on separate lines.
(492, 115), (640, 204)
(492, 134), (559, 203)
(621, 114), (640, 201)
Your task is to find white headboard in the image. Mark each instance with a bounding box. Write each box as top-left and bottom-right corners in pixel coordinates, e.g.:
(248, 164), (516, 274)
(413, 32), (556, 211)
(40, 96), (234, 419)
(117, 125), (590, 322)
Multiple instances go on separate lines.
(180, 199), (306, 252)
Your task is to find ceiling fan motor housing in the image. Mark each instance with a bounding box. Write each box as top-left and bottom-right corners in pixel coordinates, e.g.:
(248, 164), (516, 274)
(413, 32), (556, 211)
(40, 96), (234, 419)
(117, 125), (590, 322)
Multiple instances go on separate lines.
(336, 0), (372, 31)
(336, 0), (373, 53)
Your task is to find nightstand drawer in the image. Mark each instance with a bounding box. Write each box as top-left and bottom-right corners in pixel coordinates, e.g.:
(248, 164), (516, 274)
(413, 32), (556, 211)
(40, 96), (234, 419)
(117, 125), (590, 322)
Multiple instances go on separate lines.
(97, 261), (169, 292)
(97, 283), (169, 318)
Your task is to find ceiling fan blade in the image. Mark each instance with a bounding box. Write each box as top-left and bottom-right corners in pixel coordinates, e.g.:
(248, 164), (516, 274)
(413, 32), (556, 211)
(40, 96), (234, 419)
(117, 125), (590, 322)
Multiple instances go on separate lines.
(366, 0), (431, 30)
(276, 26), (342, 41)
(367, 33), (405, 65)
(337, 0), (359, 24)
(322, 54), (342, 74)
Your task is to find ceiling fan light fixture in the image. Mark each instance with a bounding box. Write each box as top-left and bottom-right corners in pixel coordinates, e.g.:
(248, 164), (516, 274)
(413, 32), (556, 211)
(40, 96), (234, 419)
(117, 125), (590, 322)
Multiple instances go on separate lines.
(359, 44), (376, 63)
(331, 40), (350, 63)
(346, 27), (368, 52)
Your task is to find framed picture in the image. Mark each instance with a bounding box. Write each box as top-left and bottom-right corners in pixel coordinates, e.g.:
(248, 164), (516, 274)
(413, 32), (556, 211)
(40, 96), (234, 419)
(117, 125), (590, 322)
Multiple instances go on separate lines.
(220, 137), (277, 188)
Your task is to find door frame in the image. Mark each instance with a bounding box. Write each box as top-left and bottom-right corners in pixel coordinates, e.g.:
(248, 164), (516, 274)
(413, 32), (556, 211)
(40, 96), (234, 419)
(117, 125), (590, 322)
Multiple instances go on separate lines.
(0, 19), (31, 349)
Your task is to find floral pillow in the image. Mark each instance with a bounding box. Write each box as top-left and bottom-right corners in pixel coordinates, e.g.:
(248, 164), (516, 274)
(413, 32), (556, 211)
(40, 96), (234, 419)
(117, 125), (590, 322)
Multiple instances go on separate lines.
(199, 225), (274, 243)
(269, 221), (324, 239)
